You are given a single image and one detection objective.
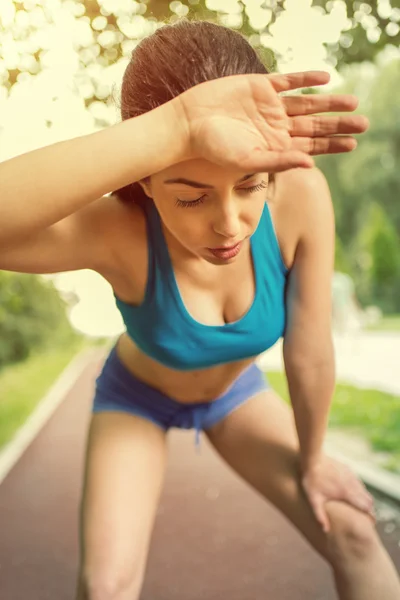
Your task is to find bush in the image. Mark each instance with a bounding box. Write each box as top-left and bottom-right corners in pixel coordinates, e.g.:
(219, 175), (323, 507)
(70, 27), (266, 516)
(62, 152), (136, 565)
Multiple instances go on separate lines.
(0, 272), (77, 368)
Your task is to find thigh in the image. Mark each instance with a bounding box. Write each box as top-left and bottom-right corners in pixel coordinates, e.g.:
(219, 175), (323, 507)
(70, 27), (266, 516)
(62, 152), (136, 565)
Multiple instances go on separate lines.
(76, 410), (167, 598)
(204, 389), (330, 558)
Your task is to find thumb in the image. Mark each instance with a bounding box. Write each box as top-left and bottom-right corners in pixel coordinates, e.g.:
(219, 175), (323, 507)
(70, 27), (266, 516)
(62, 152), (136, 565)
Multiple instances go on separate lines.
(310, 496), (330, 533)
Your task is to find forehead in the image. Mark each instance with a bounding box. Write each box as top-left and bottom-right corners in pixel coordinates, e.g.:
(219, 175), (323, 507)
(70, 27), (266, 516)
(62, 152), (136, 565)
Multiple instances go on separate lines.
(154, 158), (257, 186)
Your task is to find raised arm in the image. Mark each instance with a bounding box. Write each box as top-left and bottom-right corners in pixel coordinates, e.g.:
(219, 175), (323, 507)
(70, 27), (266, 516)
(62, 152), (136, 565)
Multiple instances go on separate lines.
(0, 101), (187, 248)
(0, 70), (368, 273)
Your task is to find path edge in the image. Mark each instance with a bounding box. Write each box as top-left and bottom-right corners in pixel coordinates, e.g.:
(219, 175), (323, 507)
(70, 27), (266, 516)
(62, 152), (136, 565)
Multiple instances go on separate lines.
(0, 346), (101, 486)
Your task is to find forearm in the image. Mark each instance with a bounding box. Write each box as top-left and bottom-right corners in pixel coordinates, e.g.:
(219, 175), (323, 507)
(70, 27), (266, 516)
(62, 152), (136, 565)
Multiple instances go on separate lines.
(284, 344), (335, 472)
(0, 99), (188, 246)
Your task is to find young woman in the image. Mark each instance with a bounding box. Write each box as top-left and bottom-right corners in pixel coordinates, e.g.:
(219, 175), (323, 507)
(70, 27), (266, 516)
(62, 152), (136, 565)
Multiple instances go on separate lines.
(1, 18), (398, 600)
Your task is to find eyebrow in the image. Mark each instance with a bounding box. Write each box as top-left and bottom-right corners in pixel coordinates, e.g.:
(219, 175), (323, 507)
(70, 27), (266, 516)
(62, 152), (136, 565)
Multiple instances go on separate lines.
(163, 173), (257, 188)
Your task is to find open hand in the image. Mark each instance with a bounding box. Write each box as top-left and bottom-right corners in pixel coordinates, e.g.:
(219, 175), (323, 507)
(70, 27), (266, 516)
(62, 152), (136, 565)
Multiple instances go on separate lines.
(301, 454), (376, 533)
(177, 71), (369, 173)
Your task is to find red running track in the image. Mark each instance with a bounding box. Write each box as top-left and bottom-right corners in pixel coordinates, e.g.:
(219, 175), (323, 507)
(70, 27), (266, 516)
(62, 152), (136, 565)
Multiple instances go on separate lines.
(0, 351), (398, 599)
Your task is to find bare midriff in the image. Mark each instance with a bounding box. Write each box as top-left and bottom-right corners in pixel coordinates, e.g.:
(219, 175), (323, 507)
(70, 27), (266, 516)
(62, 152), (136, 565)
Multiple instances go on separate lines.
(115, 332), (257, 404)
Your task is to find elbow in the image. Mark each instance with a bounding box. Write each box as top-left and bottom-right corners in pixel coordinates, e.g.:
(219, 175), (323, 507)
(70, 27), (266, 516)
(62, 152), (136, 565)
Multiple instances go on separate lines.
(284, 351), (335, 372)
(283, 340), (335, 381)
(284, 352), (336, 397)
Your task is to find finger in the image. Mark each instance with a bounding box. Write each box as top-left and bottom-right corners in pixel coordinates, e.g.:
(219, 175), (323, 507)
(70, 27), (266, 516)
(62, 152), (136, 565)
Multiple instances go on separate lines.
(267, 71), (331, 94)
(346, 477), (375, 503)
(368, 504), (377, 522)
(292, 136), (358, 155)
(369, 504), (377, 522)
(283, 94), (360, 116)
(289, 114), (369, 137)
(348, 493), (376, 515)
(250, 150), (314, 173)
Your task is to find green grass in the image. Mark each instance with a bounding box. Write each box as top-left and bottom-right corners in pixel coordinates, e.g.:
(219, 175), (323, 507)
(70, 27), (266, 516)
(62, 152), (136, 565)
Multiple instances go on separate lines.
(365, 314), (400, 332)
(0, 336), (99, 449)
(267, 371), (400, 470)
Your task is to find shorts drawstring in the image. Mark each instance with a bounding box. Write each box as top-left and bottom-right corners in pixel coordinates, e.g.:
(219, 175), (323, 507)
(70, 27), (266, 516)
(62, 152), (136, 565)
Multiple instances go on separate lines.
(193, 409), (203, 453)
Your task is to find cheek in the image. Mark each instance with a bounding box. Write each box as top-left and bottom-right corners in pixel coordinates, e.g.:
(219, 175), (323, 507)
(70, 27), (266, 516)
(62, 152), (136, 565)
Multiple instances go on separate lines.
(242, 201), (264, 230)
(159, 207), (206, 245)
(176, 214), (207, 244)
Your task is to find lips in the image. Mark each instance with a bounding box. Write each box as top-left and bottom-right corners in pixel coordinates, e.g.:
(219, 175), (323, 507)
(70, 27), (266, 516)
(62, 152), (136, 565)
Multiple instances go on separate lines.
(212, 243), (239, 250)
(208, 241), (243, 260)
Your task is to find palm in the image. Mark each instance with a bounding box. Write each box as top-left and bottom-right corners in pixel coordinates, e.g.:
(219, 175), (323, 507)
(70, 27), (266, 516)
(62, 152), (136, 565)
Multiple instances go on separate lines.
(302, 455), (375, 532)
(178, 71), (369, 173)
(193, 112), (292, 171)
(182, 76), (294, 171)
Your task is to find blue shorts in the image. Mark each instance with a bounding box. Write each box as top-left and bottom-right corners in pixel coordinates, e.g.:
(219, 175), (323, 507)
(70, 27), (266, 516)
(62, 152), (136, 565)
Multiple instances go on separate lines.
(93, 345), (269, 448)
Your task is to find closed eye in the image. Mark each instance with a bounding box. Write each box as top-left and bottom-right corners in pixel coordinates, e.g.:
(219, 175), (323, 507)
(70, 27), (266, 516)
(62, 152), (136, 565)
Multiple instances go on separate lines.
(244, 180), (268, 194)
(175, 180), (268, 208)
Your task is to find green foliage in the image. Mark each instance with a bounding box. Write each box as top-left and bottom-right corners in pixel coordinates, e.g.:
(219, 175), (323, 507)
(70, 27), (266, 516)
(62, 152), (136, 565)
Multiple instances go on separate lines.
(268, 369), (400, 469)
(145, 1), (400, 68)
(352, 203), (400, 311)
(314, 0), (400, 66)
(370, 208), (400, 309)
(3, 0), (400, 94)
(335, 234), (352, 273)
(0, 272), (77, 368)
(0, 338), (86, 448)
(330, 379), (400, 460)
(317, 58), (400, 312)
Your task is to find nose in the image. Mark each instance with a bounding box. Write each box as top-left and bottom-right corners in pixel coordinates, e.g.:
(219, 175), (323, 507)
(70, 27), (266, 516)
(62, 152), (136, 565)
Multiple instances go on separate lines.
(212, 204), (241, 240)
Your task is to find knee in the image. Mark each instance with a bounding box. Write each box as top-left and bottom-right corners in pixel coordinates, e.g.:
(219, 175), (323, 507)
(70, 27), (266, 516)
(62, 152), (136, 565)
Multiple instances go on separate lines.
(325, 500), (379, 566)
(79, 561), (143, 600)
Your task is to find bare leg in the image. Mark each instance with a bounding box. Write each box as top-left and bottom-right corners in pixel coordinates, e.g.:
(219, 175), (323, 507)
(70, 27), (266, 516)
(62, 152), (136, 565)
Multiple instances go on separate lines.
(75, 411), (167, 600)
(205, 391), (400, 599)
(325, 501), (400, 599)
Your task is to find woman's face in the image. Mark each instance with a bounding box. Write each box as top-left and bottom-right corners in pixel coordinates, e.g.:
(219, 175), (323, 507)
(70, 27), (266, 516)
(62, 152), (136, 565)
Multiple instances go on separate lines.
(139, 158), (269, 265)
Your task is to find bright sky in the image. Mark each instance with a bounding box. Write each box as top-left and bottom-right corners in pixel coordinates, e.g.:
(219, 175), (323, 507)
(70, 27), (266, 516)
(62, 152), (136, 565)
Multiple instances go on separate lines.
(0, 0), (360, 337)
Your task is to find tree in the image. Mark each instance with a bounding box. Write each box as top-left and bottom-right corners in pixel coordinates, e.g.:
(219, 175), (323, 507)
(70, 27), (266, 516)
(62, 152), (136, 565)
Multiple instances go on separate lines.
(142, 0), (400, 67)
(3, 1), (400, 94)
(316, 58), (400, 311)
(0, 272), (76, 367)
(313, 0), (400, 65)
(353, 203), (400, 312)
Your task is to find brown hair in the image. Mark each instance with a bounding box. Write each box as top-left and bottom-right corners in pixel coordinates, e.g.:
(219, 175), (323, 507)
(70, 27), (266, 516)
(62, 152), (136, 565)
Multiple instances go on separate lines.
(114, 18), (271, 204)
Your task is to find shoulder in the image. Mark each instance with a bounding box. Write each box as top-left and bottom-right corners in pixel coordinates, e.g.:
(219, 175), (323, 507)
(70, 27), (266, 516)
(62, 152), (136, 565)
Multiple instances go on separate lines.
(80, 193), (147, 271)
(272, 167), (334, 242)
(88, 193), (145, 228)
(273, 166), (331, 210)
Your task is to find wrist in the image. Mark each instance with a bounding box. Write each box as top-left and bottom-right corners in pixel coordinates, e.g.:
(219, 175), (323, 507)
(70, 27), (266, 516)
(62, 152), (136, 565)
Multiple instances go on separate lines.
(122, 99), (191, 183)
(300, 452), (323, 474)
(161, 97), (193, 164)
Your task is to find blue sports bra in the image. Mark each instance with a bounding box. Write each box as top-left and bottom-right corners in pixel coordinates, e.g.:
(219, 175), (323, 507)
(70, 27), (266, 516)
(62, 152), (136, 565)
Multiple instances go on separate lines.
(114, 200), (288, 370)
